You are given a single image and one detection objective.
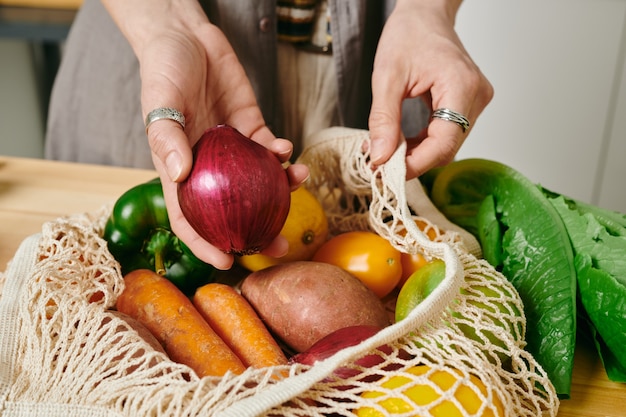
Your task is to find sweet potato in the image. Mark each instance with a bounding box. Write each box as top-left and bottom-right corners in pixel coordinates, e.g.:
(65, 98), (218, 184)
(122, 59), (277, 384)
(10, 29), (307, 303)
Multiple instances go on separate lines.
(240, 261), (391, 352)
(193, 283), (288, 368)
(116, 269), (246, 377)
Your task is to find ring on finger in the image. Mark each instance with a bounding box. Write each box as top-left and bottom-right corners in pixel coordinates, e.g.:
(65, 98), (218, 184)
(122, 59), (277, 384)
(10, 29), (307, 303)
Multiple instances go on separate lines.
(145, 107), (186, 133)
(432, 108), (470, 133)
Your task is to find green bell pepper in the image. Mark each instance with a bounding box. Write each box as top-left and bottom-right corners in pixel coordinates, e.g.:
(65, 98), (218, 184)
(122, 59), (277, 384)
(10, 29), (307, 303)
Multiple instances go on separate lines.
(429, 158), (577, 398)
(103, 178), (215, 294)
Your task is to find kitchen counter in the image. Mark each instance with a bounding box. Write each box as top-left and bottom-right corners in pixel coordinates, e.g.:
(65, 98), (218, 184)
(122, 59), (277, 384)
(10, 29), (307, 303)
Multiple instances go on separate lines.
(0, 156), (155, 267)
(0, 0), (81, 8)
(0, 2), (79, 41)
(0, 156), (624, 416)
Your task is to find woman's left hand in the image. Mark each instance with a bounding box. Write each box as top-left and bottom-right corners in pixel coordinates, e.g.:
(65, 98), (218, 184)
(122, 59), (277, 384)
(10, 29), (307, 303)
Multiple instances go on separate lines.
(368, 0), (494, 179)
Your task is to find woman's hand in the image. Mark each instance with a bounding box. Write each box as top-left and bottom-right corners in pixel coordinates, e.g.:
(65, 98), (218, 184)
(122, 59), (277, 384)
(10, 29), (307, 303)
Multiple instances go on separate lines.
(103, 0), (309, 269)
(368, 0), (494, 179)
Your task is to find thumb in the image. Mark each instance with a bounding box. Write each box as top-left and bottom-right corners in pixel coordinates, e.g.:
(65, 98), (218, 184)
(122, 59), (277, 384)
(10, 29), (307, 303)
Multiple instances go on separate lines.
(145, 109), (193, 182)
(368, 81), (404, 167)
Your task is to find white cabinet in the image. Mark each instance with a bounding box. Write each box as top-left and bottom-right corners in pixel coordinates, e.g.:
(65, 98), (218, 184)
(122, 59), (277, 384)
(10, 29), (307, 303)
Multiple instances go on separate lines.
(455, 0), (626, 213)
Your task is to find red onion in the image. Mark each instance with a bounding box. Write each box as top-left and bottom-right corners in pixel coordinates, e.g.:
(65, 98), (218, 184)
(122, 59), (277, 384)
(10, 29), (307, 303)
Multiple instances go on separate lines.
(177, 124), (291, 255)
(290, 325), (390, 380)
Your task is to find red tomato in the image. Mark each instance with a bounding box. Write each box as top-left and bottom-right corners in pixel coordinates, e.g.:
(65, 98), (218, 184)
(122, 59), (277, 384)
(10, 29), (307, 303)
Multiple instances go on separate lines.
(312, 231), (402, 298)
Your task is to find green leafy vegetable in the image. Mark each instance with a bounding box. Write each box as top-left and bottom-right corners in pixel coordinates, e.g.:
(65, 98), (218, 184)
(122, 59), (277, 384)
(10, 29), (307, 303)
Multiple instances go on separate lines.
(430, 158), (577, 398)
(477, 194), (503, 267)
(545, 194), (626, 381)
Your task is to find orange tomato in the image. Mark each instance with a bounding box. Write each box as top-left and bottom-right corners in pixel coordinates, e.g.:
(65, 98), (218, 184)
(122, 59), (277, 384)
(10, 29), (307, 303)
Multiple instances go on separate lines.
(398, 252), (429, 288)
(399, 218), (440, 241)
(415, 218), (440, 241)
(312, 231), (402, 298)
(396, 218), (438, 288)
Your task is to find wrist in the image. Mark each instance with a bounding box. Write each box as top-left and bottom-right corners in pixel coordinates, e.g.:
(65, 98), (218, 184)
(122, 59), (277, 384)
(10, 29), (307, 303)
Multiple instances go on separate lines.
(101, 0), (209, 56)
(394, 0), (463, 23)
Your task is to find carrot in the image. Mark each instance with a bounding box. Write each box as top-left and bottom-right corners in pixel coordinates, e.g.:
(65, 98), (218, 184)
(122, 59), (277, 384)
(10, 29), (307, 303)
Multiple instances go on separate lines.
(193, 283), (288, 368)
(116, 269), (246, 377)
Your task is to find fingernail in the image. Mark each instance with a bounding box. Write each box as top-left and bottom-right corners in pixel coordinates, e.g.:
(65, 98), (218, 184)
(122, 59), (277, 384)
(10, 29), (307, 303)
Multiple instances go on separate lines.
(165, 152), (183, 181)
(300, 172), (311, 185)
(276, 236), (289, 257)
(369, 138), (383, 163)
(295, 172), (311, 189)
(278, 148), (292, 157)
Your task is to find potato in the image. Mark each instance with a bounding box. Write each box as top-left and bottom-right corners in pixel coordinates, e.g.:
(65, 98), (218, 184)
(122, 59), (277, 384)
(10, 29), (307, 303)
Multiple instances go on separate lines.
(240, 261), (391, 352)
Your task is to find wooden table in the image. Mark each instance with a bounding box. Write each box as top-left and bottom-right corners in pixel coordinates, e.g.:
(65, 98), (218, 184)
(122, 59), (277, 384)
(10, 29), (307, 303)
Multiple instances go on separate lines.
(0, 156), (624, 416)
(0, 156), (156, 268)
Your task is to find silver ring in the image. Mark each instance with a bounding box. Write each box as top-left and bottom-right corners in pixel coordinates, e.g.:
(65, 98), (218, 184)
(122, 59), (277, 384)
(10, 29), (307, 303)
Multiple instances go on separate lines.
(432, 108), (470, 133)
(145, 107), (186, 132)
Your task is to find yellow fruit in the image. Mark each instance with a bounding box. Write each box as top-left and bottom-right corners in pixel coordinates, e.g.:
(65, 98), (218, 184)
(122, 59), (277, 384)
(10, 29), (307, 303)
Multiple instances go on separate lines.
(356, 365), (505, 417)
(237, 187), (329, 271)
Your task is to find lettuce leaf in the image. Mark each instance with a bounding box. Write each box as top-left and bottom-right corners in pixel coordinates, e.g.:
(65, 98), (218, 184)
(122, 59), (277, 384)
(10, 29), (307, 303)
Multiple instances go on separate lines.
(547, 195), (626, 381)
(430, 159), (577, 397)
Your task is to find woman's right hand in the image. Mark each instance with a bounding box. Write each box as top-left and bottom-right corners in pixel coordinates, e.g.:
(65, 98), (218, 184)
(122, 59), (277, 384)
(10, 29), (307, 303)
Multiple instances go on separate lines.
(102, 0), (309, 269)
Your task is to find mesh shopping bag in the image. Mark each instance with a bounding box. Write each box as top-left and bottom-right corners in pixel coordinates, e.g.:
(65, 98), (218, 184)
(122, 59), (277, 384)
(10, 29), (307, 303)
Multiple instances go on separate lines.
(0, 127), (558, 416)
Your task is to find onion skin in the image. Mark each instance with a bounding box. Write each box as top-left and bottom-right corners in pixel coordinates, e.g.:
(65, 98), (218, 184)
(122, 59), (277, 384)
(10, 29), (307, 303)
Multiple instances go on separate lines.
(177, 125), (291, 256)
(290, 325), (391, 380)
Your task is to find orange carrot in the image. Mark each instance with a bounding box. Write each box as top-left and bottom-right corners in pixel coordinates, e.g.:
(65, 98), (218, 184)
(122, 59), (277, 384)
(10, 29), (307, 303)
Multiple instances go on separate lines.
(116, 269), (246, 377)
(193, 283), (288, 368)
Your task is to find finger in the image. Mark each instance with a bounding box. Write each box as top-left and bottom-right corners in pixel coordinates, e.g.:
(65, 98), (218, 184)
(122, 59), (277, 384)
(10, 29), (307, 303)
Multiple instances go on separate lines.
(285, 163), (310, 190)
(172, 224), (235, 270)
(368, 69), (405, 166)
(404, 73), (477, 178)
(261, 137), (310, 188)
(240, 120), (277, 148)
(404, 123), (462, 179)
(259, 235), (289, 258)
(403, 104), (470, 179)
(267, 138), (294, 163)
(153, 156), (235, 270)
(146, 115), (193, 182)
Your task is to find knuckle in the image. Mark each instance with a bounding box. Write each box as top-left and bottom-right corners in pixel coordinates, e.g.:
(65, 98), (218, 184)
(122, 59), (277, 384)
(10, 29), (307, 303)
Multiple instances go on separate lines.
(368, 109), (396, 128)
(465, 67), (495, 105)
(436, 135), (462, 167)
(147, 127), (174, 155)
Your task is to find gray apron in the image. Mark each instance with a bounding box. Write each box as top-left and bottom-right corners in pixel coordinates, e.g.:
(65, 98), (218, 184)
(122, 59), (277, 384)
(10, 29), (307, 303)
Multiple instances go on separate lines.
(45, 0), (427, 168)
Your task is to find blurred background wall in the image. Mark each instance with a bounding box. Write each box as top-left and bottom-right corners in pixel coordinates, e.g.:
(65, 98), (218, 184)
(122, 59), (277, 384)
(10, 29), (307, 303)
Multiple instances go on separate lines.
(456, 0), (626, 212)
(1, 0), (625, 212)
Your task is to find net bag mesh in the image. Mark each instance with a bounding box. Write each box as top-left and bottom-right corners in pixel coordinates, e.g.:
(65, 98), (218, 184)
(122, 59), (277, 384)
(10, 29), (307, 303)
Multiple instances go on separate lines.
(0, 127), (559, 417)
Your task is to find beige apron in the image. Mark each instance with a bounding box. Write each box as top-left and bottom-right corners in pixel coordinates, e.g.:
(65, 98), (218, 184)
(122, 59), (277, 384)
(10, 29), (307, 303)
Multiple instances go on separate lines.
(277, 0), (339, 157)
